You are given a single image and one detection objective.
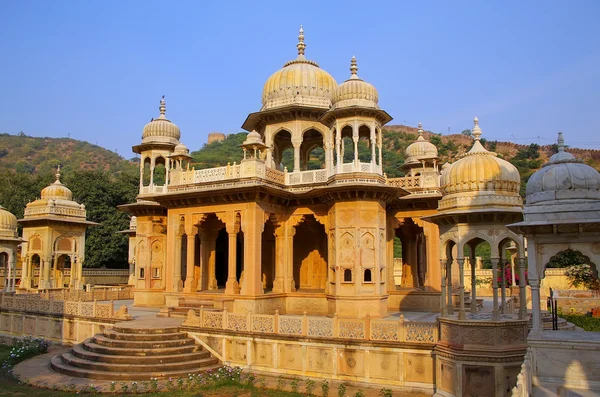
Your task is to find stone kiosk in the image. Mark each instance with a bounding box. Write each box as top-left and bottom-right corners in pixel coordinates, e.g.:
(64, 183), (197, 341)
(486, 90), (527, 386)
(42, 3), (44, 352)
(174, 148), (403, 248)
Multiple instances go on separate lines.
(427, 118), (529, 397)
(509, 133), (600, 396)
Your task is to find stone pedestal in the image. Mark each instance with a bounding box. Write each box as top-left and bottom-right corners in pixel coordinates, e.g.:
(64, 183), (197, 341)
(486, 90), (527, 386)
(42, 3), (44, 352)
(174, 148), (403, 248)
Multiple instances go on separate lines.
(434, 317), (528, 397)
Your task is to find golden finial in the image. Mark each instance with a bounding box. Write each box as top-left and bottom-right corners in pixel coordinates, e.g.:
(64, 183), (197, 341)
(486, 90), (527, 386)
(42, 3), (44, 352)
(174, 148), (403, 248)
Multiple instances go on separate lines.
(297, 25), (306, 58)
(159, 95), (166, 118)
(350, 56), (358, 76)
(55, 165), (61, 182)
(472, 116), (482, 141)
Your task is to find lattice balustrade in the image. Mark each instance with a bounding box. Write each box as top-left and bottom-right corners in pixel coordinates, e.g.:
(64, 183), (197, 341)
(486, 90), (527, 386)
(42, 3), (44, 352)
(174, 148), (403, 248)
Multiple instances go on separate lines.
(371, 320), (399, 341)
(202, 311), (224, 328)
(252, 315), (275, 333)
(278, 316), (302, 335)
(338, 319), (366, 339)
(307, 317), (333, 338)
(95, 303), (111, 318)
(405, 322), (437, 343)
(226, 313), (248, 331)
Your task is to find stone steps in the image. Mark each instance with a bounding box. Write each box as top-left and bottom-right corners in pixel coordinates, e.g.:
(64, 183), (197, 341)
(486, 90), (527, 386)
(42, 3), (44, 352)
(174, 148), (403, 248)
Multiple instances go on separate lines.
(71, 344), (210, 364)
(51, 323), (220, 380)
(93, 334), (194, 349)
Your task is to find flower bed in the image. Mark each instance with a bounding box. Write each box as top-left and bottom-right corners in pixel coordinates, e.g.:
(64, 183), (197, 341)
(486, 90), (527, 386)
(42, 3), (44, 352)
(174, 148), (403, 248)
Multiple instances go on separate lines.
(0, 336), (50, 375)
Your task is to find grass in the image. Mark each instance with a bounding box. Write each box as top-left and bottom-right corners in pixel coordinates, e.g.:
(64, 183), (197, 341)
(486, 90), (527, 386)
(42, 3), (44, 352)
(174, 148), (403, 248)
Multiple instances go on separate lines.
(560, 313), (600, 332)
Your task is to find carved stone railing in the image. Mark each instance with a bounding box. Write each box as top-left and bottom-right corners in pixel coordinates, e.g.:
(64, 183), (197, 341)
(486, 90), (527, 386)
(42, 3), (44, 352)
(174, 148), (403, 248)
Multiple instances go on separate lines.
(38, 285), (134, 301)
(182, 308), (438, 344)
(81, 269), (130, 277)
(0, 293), (131, 320)
(387, 175), (421, 189)
(140, 185), (167, 195)
(24, 205), (86, 218)
(286, 169), (328, 185)
(511, 348), (532, 397)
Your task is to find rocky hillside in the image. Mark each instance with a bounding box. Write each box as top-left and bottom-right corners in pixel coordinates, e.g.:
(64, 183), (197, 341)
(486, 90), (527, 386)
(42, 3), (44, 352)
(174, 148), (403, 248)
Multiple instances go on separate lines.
(0, 133), (137, 176)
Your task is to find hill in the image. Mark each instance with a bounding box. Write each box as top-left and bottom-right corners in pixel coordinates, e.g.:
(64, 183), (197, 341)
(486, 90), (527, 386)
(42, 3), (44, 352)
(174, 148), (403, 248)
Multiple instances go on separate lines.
(0, 132), (137, 176)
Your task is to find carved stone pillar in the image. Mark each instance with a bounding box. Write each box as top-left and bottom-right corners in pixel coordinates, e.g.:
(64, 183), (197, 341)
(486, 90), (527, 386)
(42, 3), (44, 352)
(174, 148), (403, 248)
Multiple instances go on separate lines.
(207, 231), (217, 290)
(184, 231), (197, 292)
(272, 226), (285, 293)
(491, 257), (500, 320)
(530, 278), (542, 331)
(457, 257), (466, 320)
(470, 250), (477, 314)
(440, 258), (447, 317)
(293, 142), (301, 172)
(446, 259), (453, 315)
(225, 223), (240, 295)
(198, 230), (210, 290)
(500, 259), (507, 314)
(240, 204), (264, 296)
(517, 257), (527, 320)
(286, 225), (297, 292)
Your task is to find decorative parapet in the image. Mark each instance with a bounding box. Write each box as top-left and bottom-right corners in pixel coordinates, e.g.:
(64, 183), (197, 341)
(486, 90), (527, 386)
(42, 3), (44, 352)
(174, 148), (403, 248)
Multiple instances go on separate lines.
(387, 175), (441, 196)
(38, 286), (134, 302)
(182, 308), (438, 345)
(23, 205), (86, 218)
(167, 159), (385, 192)
(0, 293), (131, 320)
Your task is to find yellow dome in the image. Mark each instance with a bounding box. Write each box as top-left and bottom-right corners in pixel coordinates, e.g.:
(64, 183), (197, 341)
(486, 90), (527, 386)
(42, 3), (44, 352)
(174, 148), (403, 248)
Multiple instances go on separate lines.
(439, 118), (522, 211)
(0, 205), (18, 239)
(404, 123), (438, 165)
(41, 167), (73, 201)
(142, 96), (181, 145)
(262, 27), (337, 111)
(332, 56), (378, 109)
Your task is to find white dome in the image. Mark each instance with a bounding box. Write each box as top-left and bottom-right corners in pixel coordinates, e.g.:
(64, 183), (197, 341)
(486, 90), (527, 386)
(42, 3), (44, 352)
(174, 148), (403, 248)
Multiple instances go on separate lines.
(526, 132), (600, 204)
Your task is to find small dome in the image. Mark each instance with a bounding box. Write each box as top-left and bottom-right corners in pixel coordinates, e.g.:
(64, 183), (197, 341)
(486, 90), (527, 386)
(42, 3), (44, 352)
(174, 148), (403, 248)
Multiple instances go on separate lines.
(331, 56), (378, 109)
(41, 167), (73, 201)
(439, 117), (522, 210)
(142, 96), (181, 145)
(526, 132), (600, 204)
(404, 123), (439, 165)
(0, 205), (18, 239)
(262, 26), (337, 111)
(174, 143), (190, 155)
(242, 130), (265, 147)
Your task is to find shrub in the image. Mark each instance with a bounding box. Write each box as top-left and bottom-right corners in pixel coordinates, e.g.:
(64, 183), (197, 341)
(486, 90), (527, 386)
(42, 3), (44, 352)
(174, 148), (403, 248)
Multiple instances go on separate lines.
(338, 382), (347, 397)
(0, 336), (50, 374)
(321, 379), (330, 397)
(565, 264), (600, 291)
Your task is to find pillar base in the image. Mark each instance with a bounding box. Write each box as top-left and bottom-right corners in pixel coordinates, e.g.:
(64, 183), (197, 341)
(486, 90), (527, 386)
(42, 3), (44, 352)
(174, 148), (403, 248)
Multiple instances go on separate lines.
(208, 278), (218, 290)
(272, 278), (284, 293)
(184, 278), (198, 293)
(225, 279), (240, 295)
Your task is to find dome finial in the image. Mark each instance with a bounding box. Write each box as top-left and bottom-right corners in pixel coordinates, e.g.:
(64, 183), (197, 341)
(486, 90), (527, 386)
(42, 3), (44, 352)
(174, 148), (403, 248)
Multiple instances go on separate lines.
(472, 116), (482, 141)
(350, 56), (358, 76)
(297, 25), (306, 58)
(557, 132), (565, 152)
(55, 165), (61, 182)
(159, 95), (166, 118)
(417, 122), (425, 141)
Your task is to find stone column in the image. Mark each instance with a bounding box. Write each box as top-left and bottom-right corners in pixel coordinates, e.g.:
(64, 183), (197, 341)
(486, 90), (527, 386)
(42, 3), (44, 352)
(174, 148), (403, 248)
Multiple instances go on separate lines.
(184, 231), (197, 292)
(377, 135), (383, 173)
(149, 156), (155, 187)
(500, 259), (507, 314)
(198, 230), (210, 290)
(353, 136), (359, 166)
(207, 232), (217, 290)
(335, 134), (342, 173)
(491, 257), (500, 320)
(286, 225), (297, 293)
(272, 226), (285, 293)
(457, 257), (466, 320)
(446, 259), (453, 315)
(440, 258), (447, 317)
(225, 223), (240, 295)
(470, 249), (477, 314)
(6, 257), (12, 292)
(530, 278), (542, 331)
(293, 142), (301, 172)
(517, 257), (527, 320)
(173, 234), (183, 292)
(370, 124), (376, 170)
(241, 203), (264, 296)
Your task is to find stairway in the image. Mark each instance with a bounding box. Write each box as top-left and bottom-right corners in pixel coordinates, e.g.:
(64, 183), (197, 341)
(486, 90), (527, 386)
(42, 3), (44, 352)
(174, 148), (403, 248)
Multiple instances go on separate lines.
(169, 297), (217, 318)
(527, 311), (578, 331)
(51, 323), (220, 380)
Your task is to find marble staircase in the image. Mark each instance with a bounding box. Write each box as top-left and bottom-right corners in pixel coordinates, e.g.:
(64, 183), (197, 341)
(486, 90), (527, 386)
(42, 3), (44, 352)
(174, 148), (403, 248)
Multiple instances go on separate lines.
(51, 322), (219, 380)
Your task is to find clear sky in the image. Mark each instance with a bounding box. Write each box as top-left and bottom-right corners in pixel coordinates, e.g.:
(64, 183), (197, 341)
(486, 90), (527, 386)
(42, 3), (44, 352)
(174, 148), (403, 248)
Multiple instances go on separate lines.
(1, 0), (599, 158)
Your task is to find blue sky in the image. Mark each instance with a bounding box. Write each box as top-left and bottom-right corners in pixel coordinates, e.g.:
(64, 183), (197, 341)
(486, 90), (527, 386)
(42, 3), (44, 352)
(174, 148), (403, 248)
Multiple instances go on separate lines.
(1, 1), (599, 158)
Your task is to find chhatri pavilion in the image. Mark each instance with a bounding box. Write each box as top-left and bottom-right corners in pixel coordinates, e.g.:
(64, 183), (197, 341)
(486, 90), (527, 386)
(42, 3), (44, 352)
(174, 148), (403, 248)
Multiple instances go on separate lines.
(120, 27), (527, 322)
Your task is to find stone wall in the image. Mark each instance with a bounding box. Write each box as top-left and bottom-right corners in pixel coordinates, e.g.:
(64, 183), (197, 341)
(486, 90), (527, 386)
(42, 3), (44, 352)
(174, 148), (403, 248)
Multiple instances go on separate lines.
(0, 293), (131, 343)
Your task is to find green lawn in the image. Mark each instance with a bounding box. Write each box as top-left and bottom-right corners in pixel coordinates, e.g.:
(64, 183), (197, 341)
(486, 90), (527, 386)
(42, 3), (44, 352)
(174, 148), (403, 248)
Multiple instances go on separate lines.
(560, 314), (600, 332)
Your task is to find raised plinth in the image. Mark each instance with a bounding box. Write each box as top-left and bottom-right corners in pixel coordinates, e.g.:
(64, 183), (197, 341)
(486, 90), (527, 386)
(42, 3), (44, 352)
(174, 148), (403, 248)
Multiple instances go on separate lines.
(51, 321), (219, 380)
